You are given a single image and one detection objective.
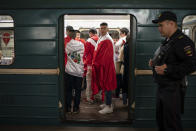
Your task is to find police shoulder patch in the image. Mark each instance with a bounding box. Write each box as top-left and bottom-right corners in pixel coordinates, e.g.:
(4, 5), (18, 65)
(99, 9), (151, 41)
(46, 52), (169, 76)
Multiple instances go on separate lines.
(178, 35), (184, 39)
(184, 45), (193, 56)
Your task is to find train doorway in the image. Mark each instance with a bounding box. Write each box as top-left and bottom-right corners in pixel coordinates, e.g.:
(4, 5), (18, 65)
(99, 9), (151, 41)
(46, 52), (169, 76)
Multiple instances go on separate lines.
(60, 15), (136, 123)
(182, 15), (196, 45)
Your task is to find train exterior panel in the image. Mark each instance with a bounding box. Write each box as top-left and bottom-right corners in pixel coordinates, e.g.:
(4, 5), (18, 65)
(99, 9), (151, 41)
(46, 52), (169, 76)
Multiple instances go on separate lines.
(0, 0), (196, 127)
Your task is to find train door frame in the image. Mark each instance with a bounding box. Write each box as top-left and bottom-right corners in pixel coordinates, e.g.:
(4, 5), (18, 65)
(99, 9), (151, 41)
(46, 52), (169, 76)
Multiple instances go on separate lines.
(192, 26), (196, 44)
(128, 16), (137, 121)
(58, 15), (66, 121)
(58, 14), (137, 123)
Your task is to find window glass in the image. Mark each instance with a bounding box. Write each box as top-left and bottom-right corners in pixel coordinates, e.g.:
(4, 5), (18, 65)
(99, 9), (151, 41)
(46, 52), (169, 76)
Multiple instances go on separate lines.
(182, 28), (190, 36)
(182, 15), (196, 47)
(0, 15), (14, 65)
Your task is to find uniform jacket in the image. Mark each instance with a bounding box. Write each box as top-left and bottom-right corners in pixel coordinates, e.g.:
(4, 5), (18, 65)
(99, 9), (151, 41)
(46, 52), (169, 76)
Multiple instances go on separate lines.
(153, 29), (196, 84)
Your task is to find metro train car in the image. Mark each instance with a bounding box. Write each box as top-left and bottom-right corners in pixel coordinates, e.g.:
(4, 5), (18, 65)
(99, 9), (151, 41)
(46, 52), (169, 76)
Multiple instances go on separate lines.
(0, 0), (196, 128)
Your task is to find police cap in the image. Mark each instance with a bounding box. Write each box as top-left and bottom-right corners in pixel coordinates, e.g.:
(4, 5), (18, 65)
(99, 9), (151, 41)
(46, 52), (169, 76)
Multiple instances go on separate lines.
(152, 11), (177, 24)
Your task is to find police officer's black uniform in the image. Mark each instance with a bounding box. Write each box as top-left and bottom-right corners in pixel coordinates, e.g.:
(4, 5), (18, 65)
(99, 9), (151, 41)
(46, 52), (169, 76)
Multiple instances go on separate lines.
(152, 11), (196, 131)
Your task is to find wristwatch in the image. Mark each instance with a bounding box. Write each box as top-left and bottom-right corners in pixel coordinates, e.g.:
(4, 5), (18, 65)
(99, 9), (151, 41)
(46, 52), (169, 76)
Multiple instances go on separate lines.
(163, 68), (168, 74)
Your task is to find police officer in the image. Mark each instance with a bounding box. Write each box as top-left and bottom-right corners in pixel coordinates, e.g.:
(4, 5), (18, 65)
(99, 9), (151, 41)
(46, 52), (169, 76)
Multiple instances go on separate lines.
(149, 11), (196, 131)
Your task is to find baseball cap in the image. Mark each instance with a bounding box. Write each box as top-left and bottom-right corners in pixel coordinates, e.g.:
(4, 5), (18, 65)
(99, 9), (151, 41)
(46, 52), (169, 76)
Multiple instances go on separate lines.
(152, 11), (177, 24)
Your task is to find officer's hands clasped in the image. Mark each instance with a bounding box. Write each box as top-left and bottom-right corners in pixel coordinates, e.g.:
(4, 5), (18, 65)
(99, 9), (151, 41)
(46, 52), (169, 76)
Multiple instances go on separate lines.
(149, 59), (167, 75)
(155, 64), (167, 75)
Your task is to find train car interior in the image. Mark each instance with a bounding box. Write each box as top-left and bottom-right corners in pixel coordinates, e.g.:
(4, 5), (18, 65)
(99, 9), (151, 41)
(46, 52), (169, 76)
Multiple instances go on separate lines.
(62, 15), (136, 123)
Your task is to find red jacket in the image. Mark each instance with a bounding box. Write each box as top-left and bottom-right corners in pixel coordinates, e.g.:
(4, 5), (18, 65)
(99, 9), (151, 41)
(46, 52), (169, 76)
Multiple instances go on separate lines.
(84, 35), (98, 66)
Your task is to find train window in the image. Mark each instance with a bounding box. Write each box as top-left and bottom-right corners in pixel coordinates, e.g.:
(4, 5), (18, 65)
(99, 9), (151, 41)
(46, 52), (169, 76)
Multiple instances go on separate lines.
(78, 28), (120, 41)
(109, 29), (120, 40)
(64, 15), (130, 39)
(182, 15), (196, 46)
(80, 29), (89, 40)
(0, 15), (14, 65)
(182, 28), (190, 36)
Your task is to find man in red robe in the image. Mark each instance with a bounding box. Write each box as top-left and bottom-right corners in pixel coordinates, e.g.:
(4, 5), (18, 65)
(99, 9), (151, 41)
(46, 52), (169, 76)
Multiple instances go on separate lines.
(84, 28), (99, 103)
(92, 22), (117, 114)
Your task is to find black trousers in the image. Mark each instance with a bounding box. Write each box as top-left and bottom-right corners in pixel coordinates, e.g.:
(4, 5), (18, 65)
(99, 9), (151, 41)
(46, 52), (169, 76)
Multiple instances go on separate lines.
(156, 82), (183, 131)
(64, 73), (83, 110)
(115, 74), (122, 97)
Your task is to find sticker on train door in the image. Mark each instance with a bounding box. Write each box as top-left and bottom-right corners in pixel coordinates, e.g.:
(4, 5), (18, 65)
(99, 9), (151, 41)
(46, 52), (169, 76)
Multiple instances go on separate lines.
(2, 32), (10, 46)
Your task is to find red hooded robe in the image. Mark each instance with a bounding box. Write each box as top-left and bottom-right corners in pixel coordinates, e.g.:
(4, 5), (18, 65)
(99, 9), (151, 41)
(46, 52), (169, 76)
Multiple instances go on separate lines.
(91, 33), (117, 101)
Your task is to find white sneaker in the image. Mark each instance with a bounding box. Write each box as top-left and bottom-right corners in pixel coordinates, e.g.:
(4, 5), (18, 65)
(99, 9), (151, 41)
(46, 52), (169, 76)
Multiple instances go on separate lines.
(98, 105), (113, 114)
(99, 104), (106, 109)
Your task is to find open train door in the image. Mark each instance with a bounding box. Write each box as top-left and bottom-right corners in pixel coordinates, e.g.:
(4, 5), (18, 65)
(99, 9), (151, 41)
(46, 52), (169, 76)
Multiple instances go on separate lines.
(58, 14), (137, 124)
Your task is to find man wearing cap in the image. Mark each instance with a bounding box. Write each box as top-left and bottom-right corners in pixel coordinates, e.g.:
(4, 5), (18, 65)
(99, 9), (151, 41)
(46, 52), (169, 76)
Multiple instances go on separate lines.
(149, 11), (196, 131)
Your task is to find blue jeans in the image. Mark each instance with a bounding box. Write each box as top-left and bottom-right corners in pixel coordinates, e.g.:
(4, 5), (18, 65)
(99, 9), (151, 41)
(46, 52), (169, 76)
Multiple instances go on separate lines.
(105, 91), (112, 105)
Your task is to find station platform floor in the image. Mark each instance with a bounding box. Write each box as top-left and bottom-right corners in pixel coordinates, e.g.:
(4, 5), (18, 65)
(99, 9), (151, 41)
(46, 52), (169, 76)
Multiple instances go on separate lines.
(0, 126), (195, 131)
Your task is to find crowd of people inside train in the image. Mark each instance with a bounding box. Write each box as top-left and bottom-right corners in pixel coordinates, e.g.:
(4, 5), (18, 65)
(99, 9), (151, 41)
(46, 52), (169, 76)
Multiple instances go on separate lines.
(63, 11), (196, 131)
(64, 22), (130, 114)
